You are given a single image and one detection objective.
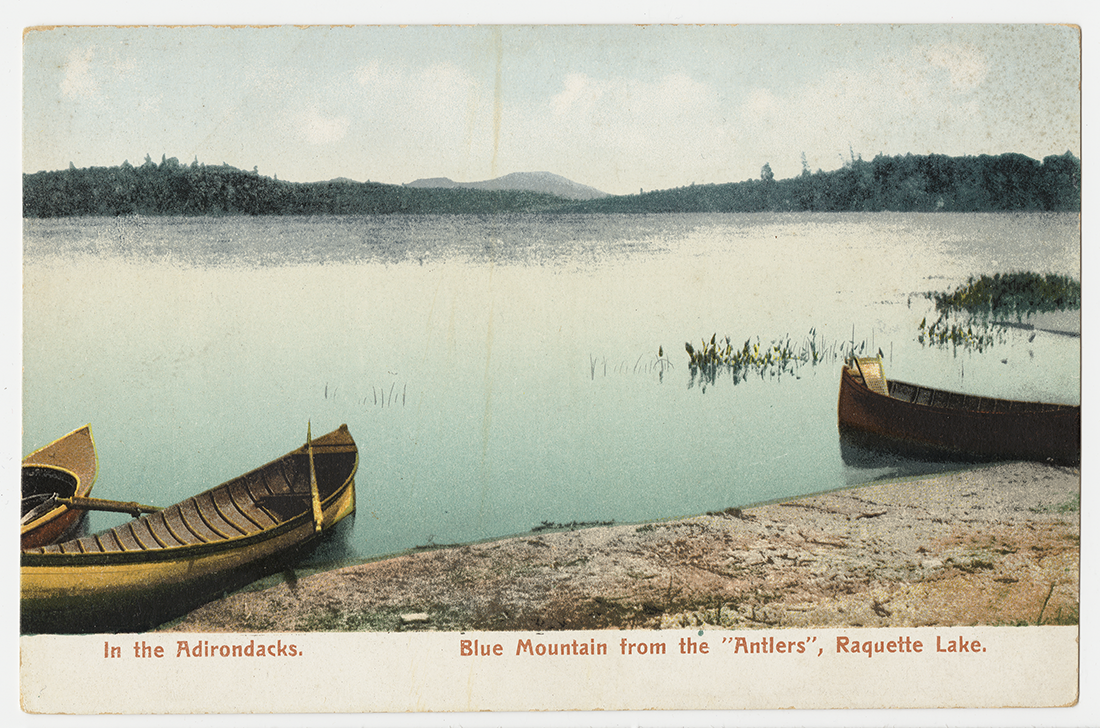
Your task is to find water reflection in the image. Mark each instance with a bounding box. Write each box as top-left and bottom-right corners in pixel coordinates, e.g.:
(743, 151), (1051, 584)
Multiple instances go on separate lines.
(838, 428), (975, 485)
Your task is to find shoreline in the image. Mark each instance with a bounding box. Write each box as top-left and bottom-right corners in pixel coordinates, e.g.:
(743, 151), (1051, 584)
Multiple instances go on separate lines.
(164, 460), (1080, 633)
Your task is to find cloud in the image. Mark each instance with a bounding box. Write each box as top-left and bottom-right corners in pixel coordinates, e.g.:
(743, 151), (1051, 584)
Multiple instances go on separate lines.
(551, 73), (602, 117)
(351, 60), (484, 135)
(505, 71), (734, 191)
(743, 88), (781, 118)
(652, 73), (711, 114)
(353, 60), (382, 87)
(362, 61), (489, 141)
(724, 43), (1002, 181)
(60, 47), (98, 99)
(355, 60), (477, 104)
(302, 107), (350, 145)
(545, 72), (714, 132)
(922, 43), (988, 91)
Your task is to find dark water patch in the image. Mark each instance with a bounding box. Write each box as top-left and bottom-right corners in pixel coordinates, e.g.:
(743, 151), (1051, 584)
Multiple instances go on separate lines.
(992, 319), (1081, 339)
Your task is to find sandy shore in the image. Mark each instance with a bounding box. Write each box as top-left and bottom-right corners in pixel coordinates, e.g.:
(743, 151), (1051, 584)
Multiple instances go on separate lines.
(164, 461), (1080, 633)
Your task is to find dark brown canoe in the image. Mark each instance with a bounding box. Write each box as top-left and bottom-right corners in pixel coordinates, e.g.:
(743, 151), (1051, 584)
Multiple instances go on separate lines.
(21, 425), (98, 549)
(838, 358), (1079, 465)
(21, 424), (358, 634)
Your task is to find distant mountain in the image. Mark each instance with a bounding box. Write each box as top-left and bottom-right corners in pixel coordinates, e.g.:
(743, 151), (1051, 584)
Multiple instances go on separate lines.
(407, 171), (609, 201)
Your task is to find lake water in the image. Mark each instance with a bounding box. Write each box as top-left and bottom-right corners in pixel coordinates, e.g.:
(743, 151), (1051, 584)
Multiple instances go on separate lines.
(22, 212), (1081, 568)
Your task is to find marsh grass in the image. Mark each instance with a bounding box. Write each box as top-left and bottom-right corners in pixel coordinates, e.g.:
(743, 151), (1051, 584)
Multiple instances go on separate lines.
(919, 272), (1081, 353)
(684, 329), (873, 390)
(930, 272), (1081, 317)
(322, 380), (407, 408)
(917, 314), (1000, 352)
(590, 348), (675, 381)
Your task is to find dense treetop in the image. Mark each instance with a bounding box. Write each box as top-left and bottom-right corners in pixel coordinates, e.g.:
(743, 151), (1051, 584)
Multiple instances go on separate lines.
(23, 151), (1080, 218)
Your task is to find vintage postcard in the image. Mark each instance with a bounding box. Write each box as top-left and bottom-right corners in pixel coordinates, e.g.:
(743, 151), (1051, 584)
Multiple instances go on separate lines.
(16, 21), (1086, 721)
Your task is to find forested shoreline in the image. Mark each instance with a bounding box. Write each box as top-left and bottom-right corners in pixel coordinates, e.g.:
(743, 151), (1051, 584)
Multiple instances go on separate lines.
(23, 151), (1079, 218)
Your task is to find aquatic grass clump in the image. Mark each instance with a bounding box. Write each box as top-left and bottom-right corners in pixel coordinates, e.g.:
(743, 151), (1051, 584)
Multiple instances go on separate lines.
(914, 271), (1081, 351)
(917, 314), (998, 352)
(686, 335), (797, 386)
(685, 329), (872, 390)
(930, 272), (1081, 317)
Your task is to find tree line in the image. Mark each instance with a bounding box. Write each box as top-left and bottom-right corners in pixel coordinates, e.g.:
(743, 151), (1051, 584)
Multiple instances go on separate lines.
(23, 151), (1079, 218)
(22, 155), (565, 218)
(565, 152), (1080, 214)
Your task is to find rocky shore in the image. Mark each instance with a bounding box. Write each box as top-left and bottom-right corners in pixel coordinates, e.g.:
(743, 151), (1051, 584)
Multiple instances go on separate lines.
(164, 461), (1080, 633)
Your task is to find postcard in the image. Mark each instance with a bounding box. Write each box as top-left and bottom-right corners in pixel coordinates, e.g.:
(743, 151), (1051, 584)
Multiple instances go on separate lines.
(16, 22), (1085, 719)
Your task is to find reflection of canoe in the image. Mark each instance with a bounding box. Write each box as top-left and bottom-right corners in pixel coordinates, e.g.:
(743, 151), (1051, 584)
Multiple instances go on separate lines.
(838, 358), (1080, 465)
(21, 424), (358, 634)
(21, 425), (98, 550)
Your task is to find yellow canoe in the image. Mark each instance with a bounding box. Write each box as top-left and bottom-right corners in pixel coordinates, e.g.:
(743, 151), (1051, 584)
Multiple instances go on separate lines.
(21, 425), (99, 550)
(22, 424), (358, 634)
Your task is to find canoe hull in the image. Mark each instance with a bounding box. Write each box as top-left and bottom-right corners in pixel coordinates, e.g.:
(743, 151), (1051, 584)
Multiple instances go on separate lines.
(837, 365), (1080, 465)
(21, 425), (98, 549)
(21, 425), (357, 634)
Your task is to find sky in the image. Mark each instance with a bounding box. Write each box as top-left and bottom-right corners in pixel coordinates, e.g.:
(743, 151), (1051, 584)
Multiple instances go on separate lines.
(21, 23), (1081, 196)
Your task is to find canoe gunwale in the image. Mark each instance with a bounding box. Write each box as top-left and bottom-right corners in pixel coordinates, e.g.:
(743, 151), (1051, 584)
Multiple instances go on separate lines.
(840, 364), (1079, 417)
(20, 475), (356, 568)
(883, 378), (1077, 415)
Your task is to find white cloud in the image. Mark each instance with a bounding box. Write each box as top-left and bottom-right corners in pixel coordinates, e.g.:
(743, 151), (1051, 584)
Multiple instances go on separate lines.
(355, 60), (476, 101)
(501, 71), (735, 191)
(60, 47), (98, 99)
(922, 43), (988, 92)
(722, 43), (1005, 182)
(743, 88), (781, 118)
(652, 73), (710, 114)
(137, 94), (162, 116)
(352, 60), (483, 132)
(354, 60), (382, 87)
(545, 72), (715, 133)
(551, 73), (602, 117)
(302, 107), (350, 145)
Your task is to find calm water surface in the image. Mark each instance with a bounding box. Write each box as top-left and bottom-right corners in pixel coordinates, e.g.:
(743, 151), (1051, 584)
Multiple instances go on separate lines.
(23, 212), (1081, 567)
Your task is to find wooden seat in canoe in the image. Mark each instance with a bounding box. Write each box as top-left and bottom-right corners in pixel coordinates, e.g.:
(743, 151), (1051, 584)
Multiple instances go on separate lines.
(852, 356), (889, 396)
